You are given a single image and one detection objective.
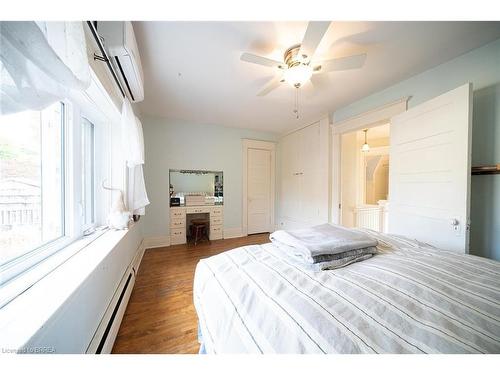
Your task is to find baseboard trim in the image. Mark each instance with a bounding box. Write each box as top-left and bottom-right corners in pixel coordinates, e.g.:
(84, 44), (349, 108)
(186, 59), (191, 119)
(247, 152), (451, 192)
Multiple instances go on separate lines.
(144, 229), (252, 248)
(143, 236), (170, 249)
(223, 227), (243, 239)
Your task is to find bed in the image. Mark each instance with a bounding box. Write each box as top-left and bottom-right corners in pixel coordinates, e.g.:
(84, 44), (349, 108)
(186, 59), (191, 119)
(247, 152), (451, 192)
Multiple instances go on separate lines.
(193, 230), (500, 353)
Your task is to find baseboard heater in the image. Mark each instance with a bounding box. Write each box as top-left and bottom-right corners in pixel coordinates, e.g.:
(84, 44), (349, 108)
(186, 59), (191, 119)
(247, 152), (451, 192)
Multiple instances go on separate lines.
(86, 246), (144, 354)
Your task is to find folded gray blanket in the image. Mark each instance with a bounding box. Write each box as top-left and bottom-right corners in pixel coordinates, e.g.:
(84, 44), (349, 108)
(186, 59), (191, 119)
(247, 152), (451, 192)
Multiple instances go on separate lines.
(269, 223), (378, 264)
(272, 241), (377, 271)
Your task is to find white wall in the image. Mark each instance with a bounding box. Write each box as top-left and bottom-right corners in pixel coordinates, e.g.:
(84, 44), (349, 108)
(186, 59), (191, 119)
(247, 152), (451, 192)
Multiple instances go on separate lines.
(141, 116), (278, 241)
(332, 38), (500, 260)
(340, 132), (358, 227)
(371, 155), (389, 204)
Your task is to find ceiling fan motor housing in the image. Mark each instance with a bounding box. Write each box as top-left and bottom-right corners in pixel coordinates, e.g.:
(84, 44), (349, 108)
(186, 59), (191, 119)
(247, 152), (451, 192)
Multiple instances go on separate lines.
(240, 22), (365, 97)
(284, 44), (306, 67)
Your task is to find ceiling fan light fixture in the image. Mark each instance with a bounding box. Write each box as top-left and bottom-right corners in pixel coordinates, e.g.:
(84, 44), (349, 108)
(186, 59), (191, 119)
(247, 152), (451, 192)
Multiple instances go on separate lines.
(283, 63), (313, 87)
(361, 129), (370, 152)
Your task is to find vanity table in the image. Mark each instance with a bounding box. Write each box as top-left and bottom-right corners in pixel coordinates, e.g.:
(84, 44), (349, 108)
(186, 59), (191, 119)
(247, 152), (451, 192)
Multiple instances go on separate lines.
(169, 169), (224, 245)
(170, 204), (224, 245)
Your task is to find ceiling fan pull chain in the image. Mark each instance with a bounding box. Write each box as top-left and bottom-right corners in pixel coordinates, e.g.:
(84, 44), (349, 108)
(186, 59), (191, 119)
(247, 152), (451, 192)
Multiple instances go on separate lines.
(295, 87), (299, 120)
(294, 86), (299, 119)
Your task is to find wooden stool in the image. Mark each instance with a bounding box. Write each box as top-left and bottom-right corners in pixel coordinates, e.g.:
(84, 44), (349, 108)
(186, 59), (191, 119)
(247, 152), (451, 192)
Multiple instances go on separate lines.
(189, 220), (210, 245)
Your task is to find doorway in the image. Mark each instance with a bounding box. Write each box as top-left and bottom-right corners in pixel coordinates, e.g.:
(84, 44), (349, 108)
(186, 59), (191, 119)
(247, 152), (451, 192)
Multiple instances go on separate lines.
(340, 123), (390, 231)
(242, 139), (276, 235)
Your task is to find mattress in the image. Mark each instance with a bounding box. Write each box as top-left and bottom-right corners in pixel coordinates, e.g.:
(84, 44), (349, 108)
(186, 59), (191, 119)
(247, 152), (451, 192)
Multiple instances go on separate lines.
(193, 230), (500, 354)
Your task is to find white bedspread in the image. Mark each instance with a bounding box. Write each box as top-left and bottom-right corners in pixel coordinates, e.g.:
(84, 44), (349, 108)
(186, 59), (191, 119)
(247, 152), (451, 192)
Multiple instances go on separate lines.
(193, 230), (500, 354)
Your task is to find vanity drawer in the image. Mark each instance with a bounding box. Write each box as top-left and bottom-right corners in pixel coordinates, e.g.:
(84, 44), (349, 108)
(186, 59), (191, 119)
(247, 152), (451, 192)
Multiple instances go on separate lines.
(170, 208), (185, 220)
(211, 207), (223, 217)
(170, 218), (185, 229)
(210, 217), (223, 226)
(170, 228), (186, 245)
(210, 225), (223, 240)
(186, 206), (210, 214)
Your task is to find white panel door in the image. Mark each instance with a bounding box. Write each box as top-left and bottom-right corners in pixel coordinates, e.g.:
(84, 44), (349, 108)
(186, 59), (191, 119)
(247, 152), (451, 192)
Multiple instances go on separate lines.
(389, 83), (473, 253)
(247, 148), (272, 234)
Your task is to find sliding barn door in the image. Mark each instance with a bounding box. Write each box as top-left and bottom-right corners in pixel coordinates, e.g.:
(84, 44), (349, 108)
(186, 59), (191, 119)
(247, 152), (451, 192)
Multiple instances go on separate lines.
(388, 83), (473, 253)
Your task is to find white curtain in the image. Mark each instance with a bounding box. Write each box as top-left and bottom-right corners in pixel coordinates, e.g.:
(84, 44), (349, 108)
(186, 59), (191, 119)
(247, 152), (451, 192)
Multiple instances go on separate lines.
(0, 21), (90, 115)
(121, 98), (149, 215)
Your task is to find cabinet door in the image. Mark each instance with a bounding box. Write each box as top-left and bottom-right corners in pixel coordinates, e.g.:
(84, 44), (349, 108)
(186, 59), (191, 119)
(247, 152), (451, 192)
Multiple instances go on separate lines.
(299, 122), (322, 223)
(280, 131), (300, 220)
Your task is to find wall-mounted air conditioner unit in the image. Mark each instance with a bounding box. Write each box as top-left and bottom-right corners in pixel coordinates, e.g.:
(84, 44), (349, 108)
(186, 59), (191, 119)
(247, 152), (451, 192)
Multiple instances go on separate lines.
(97, 21), (144, 103)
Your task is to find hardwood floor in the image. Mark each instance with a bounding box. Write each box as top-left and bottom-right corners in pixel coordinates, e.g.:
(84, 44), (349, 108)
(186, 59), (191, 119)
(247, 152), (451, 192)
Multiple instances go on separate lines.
(112, 233), (270, 354)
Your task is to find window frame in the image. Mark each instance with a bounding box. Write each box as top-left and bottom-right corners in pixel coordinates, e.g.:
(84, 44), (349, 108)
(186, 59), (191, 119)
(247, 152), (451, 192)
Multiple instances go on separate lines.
(0, 102), (72, 285)
(81, 116), (96, 232)
(0, 69), (120, 308)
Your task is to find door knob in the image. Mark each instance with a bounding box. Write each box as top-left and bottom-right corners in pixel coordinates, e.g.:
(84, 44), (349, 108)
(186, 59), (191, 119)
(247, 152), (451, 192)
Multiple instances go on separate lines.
(450, 218), (459, 226)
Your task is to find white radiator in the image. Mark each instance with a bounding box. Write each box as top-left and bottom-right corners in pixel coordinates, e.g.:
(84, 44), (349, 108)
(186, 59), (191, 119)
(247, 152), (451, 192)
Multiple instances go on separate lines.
(354, 205), (384, 232)
(86, 244), (145, 353)
(15, 224), (144, 353)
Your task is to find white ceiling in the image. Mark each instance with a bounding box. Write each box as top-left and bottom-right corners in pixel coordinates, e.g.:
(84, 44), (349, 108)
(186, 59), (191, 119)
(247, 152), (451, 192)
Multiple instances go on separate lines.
(134, 21), (500, 134)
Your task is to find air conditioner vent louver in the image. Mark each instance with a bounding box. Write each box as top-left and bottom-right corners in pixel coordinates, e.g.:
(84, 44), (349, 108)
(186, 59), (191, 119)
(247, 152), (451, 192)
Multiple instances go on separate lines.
(98, 21), (144, 103)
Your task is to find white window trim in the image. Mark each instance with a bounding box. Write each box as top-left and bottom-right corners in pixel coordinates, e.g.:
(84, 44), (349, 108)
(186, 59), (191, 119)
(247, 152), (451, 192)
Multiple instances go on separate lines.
(0, 102), (70, 286)
(80, 117), (97, 233)
(0, 68), (121, 308)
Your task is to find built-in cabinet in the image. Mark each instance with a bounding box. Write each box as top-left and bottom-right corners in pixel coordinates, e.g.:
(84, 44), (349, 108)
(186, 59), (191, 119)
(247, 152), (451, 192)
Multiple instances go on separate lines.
(279, 118), (330, 229)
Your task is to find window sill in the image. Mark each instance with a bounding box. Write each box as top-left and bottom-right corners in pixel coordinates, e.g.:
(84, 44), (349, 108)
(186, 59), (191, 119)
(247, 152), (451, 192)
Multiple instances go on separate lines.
(0, 229), (107, 309)
(0, 225), (135, 351)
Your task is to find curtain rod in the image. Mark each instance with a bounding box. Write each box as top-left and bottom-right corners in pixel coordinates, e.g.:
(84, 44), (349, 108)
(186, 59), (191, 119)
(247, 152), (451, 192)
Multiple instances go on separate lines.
(86, 21), (126, 99)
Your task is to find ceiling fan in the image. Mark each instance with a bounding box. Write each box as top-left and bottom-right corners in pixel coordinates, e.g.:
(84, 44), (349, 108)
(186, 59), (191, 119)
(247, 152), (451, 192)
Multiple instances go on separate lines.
(240, 21), (367, 97)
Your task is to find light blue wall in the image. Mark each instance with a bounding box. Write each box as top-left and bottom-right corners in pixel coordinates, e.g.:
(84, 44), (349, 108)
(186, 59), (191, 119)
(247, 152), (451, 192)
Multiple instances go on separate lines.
(334, 38), (500, 122)
(332, 38), (500, 260)
(141, 116), (278, 238)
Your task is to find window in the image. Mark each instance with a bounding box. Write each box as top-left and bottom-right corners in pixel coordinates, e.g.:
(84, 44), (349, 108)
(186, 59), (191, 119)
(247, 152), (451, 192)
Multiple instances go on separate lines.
(81, 118), (95, 229)
(0, 69), (118, 307)
(0, 102), (65, 269)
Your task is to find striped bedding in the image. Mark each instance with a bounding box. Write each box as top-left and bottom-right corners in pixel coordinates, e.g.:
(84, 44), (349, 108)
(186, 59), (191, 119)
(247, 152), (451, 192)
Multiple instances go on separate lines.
(193, 230), (500, 354)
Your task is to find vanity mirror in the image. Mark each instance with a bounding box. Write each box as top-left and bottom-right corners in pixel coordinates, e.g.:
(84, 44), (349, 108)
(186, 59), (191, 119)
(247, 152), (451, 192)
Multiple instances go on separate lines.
(169, 169), (223, 206)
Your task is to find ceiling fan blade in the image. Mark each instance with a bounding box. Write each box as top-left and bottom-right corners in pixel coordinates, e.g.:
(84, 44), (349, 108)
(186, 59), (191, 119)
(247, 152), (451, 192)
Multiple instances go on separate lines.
(240, 52), (283, 68)
(299, 21), (331, 61)
(257, 76), (284, 96)
(316, 53), (367, 73)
